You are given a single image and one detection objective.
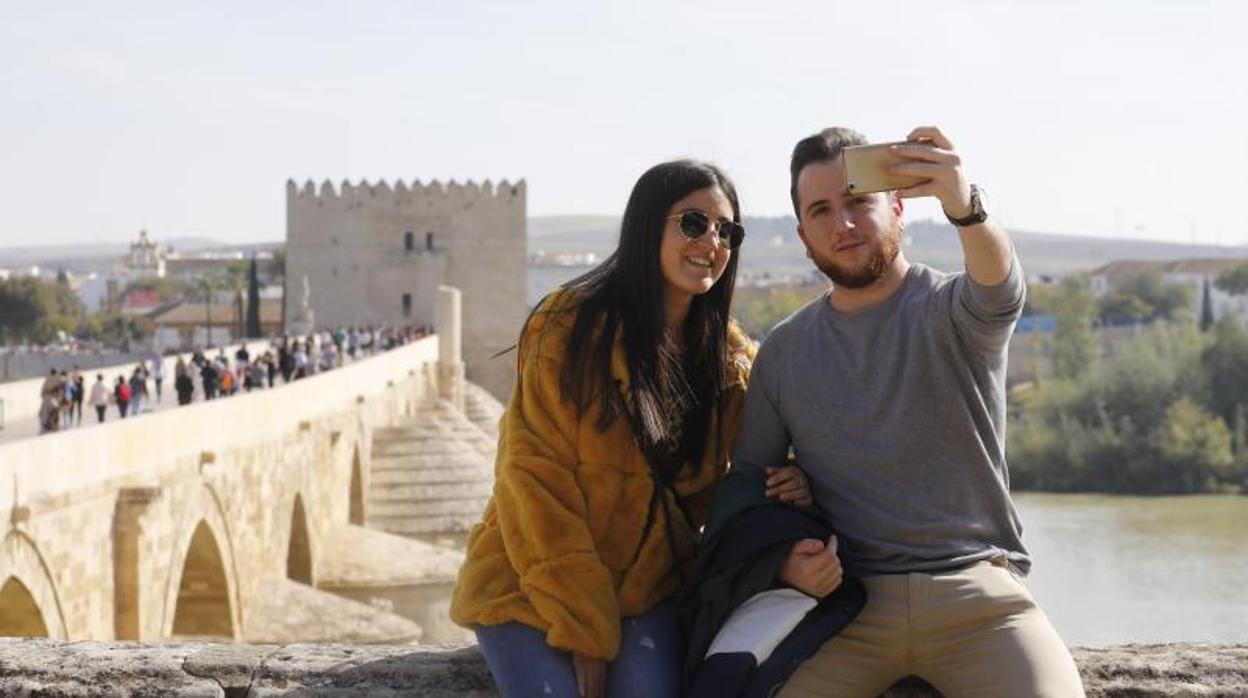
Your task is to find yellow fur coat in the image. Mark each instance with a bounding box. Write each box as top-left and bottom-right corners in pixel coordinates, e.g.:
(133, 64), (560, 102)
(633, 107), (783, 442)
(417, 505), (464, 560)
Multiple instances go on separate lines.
(450, 288), (754, 660)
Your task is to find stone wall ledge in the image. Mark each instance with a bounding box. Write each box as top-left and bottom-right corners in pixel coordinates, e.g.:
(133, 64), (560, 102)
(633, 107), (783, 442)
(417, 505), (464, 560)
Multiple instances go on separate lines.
(0, 640), (1245, 697)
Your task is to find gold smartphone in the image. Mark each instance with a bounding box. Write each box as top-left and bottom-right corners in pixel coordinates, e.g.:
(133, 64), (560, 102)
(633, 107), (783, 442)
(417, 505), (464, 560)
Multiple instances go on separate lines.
(841, 141), (928, 195)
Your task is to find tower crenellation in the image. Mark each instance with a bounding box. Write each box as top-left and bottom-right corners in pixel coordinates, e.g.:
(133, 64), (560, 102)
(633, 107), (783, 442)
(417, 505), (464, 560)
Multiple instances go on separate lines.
(288, 178), (524, 206)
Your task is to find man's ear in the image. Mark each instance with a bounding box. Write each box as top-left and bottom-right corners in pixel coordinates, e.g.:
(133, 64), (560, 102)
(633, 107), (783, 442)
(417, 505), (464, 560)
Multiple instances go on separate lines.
(891, 193), (905, 219)
(796, 221), (812, 253)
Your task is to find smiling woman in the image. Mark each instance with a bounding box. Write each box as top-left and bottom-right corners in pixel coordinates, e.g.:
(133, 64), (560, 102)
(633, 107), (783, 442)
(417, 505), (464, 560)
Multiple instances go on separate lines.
(450, 160), (809, 698)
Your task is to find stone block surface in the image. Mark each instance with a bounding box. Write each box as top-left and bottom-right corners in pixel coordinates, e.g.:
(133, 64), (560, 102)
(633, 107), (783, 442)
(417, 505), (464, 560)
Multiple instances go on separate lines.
(1, 640), (1245, 697)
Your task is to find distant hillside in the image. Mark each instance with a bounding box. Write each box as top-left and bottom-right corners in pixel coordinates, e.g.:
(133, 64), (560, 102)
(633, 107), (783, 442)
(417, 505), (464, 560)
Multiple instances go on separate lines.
(529, 215), (1248, 279)
(6, 220), (1244, 281)
(0, 238), (282, 275)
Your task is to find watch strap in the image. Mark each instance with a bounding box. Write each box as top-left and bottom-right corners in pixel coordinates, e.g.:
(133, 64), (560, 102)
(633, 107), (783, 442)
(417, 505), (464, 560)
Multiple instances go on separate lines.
(945, 184), (987, 227)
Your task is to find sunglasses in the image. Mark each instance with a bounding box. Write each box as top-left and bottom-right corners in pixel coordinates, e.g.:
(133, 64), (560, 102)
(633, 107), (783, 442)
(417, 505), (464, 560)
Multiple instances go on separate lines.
(666, 210), (745, 249)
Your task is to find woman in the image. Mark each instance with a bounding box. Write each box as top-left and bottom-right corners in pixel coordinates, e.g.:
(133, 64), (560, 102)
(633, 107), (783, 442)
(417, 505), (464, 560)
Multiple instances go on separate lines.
(450, 160), (808, 698)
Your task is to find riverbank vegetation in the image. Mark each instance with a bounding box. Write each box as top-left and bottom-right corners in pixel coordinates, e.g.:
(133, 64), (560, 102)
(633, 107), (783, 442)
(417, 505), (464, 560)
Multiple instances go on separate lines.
(734, 269), (1248, 495)
(1008, 313), (1248, 494)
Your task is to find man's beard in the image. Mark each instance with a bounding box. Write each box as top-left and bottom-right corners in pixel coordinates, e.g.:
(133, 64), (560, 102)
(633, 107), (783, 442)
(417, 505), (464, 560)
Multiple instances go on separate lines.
(811, 219), (902, 289)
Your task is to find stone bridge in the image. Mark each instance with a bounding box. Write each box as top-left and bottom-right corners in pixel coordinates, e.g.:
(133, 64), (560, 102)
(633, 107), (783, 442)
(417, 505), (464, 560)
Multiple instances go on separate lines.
(0, 287), (498, 647)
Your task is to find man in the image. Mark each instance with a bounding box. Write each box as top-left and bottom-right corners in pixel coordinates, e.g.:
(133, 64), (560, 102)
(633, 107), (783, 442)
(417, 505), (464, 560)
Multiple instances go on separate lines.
(89, 373), (110, 423)
(149, 353), (165, 403)
(128, 366), (148, 416)
(733, 126), (1084, 696)
(70, 366), (85, 425)
(39, 368), (59, 398)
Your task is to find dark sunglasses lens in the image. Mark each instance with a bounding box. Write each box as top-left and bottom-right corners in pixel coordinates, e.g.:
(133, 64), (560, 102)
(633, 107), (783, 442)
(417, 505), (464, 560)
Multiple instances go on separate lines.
(679, 210), (710, 239)
(722, 222), (745, 249)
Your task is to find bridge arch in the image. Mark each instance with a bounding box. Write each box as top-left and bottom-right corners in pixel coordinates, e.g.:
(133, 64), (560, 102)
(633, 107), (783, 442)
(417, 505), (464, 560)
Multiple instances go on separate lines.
(170, 521), (233, 638)
(160, 485), (241, 640)
(0, 531), (68, 639)
(287, 494), (313, 585)
(0, 577), (48, 637)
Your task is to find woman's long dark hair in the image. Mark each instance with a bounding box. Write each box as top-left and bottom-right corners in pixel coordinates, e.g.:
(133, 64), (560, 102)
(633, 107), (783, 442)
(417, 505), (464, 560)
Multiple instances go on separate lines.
(559, 159), (742, 478)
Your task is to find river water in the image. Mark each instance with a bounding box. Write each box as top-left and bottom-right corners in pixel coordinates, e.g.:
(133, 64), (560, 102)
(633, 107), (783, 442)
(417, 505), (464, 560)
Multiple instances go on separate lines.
(1013, 493), (1248, 647)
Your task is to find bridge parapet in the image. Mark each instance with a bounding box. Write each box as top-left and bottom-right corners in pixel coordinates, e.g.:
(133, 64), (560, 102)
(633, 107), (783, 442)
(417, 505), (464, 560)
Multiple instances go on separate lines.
(0, 322), (473, 643)
(0, 640), (1243, 696)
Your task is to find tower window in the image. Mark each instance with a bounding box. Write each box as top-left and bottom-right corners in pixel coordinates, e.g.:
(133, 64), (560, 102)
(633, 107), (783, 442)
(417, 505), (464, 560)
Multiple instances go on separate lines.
(425, 232), (434, 251)
(404, 231), (414, 253)
(402, 293), (412, 318)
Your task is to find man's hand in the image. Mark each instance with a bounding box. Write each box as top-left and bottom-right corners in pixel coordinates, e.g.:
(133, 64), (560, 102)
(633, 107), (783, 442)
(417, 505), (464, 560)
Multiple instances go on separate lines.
(572, 651), (606, 698)
(890, 125), (1013, 286)
(777, 535), (843, 598)
(765, 465), (813, 507)
(887, 125), (972, 217)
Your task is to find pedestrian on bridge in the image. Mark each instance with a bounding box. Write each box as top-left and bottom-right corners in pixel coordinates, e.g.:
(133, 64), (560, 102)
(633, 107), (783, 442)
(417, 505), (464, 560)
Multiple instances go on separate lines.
(89, 374), (109, 423)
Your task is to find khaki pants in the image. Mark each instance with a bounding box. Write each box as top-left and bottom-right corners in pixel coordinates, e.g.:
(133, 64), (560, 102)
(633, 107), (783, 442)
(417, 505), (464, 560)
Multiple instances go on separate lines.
(779, 559), (1085, 698)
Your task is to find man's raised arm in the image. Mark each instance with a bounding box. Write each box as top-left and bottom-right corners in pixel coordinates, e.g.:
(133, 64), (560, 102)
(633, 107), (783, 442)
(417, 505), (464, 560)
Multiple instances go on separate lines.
(890, 125), (1013, 286)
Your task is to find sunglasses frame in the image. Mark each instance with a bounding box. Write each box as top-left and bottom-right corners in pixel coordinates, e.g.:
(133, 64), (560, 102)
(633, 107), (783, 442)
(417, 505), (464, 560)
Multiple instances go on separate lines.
(665, 210), (745, 249)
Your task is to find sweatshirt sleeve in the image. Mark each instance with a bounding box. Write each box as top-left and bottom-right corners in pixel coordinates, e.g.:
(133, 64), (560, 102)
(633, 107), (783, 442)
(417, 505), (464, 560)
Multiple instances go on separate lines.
(729, 336), (792, 479)
(951, 253), (1026, 356)
(492, 303), (622, 659)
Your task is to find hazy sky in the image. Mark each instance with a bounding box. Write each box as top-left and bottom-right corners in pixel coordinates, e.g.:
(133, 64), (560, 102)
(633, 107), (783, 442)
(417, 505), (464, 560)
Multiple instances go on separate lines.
(2, 1), (1245, 248)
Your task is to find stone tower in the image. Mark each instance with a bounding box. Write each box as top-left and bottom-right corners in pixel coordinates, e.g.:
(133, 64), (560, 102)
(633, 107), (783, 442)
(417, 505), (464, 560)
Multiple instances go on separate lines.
(284, 178), (527, 400)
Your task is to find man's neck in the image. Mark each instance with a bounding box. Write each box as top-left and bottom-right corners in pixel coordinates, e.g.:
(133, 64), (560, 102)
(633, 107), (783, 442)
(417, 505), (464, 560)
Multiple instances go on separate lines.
(827, 256), (912, 314)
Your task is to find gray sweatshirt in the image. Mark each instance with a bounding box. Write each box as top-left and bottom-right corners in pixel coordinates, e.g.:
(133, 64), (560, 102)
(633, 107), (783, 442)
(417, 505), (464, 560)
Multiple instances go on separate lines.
(732, 259), (1030, 575)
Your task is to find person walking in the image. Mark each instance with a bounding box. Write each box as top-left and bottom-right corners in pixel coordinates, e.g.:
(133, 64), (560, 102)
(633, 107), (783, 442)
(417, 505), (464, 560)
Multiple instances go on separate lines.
(128, 366), (148, 417)
(39, 386), (62, 434)
(59, 371), (74, 430)
(89, 373), (110, 423)
(174, 359), (195, 406)
(292, 341), (308, 380)
(235, 344), (250, 384)
(263, 350), (276, 388)
(347, 327), (360, 361)
(201, 359), (219, 400)
(149, 354), (165, 403)
(114, 376), (131, 419)
(70, 367), (85, 425)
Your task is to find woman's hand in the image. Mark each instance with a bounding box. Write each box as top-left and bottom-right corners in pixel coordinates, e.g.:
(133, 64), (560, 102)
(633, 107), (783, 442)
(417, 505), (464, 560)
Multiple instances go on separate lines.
(765, 465), (813, 507)
(572, 651), (607, 698)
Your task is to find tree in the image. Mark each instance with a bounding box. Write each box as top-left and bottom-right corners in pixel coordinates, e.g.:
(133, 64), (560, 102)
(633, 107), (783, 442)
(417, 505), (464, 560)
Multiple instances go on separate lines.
(0, 279), (43, 342)
(1214, 259), (1248, 296)
(1199, 277), (1215, 332)
(1008, 322), (1229, 494)
(1201, 316), (1248, 426)
(0, 276), (86, 344)
(733, 283), (820, 338)
(269, 247), (286, 285)
(1098, 292), (1153, 323)
(1022, 280), (1061, 317)
(246, 256), (261, 338)
(1051, 275), (1098, 380)
(1154, 398), (1235, 493)
(1111, 270), (1194, 323)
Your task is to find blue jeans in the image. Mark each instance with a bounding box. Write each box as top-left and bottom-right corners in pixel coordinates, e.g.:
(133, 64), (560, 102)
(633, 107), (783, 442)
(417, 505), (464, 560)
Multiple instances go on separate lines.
(475, 599), (682, 698)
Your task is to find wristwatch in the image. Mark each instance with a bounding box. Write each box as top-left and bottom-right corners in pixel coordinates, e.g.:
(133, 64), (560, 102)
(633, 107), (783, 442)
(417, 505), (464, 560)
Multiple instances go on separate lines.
(945, 183), (988, 227)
